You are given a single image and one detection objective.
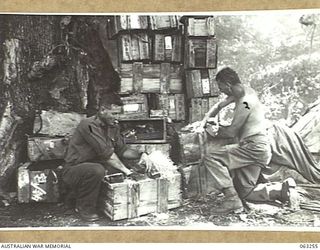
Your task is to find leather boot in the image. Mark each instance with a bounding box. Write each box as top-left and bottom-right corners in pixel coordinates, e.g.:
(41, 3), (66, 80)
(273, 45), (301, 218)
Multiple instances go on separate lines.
(75, 206), (100, 222)
(212, 187), (244, 215)
(280, 177), (297, 206)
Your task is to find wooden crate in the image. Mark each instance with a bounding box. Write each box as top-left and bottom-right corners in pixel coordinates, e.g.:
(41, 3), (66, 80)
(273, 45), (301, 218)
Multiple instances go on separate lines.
(185, 69), (219, 98)
(181, 16), (215, 37)
(152, 33), (182, 62)
(111, 94), (149, 120)
(33, 110), (85, 137)
(153, 94), (186, 121)
(149, 16), (179, 30)
(127, 143), (171, 157)
(27, 136), (69, 162)
(98, 173), (182, 221)
(108, 15), (149, 38)
(119, 63), (183, 94)
(189, 97), (219, 123)
(184, 37), (217, 69)
(17, 162), (60, 203)
(118, 33), (151, 62)
(119, 118), (167, 143)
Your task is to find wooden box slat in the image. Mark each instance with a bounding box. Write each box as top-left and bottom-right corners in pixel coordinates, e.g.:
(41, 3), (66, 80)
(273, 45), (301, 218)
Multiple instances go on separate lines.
(149, 16), (179, 30)
(189, 97), (220, 123)
(183, 16), (215, 37)
(111, 94), (149, 120)
(184, 37), (217, 69)
(153, 34), (182, 63)
(153, 94), (186, 121)
(108, 15), (149, 39)
(119, 63), (183, 94)
(118, 33), (151, 62)
(98, 173), (182, 221)
(185, 69), (219, 98)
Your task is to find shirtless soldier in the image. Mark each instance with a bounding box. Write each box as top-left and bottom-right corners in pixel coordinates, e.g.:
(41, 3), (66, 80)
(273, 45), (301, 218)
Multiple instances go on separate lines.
(200, 67), (296, 214)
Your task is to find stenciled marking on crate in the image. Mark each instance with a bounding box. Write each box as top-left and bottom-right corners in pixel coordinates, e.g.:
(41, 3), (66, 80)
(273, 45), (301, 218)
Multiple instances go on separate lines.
(30, 172), (47, 201)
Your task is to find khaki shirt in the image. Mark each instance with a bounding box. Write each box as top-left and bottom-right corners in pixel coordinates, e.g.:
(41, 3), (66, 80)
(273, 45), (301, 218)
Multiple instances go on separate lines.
(64, 116), (127, 166)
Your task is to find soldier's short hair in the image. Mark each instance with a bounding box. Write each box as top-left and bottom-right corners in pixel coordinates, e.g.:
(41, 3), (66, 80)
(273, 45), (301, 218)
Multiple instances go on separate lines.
(216, 67), (241, 85)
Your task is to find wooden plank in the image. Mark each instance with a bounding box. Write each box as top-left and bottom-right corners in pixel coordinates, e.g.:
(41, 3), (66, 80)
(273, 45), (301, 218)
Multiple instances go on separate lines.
(118, 34), (132, 61)
(139, 33), (150, 60)
(132, 62), (143, 93)
(184, 37), (217, 69)
(108, 15), (149, 38)
(154, 34), (165, 61)
(206, 38), (217, 68)
(131, 34), (140, 61)
(157, 178), (169, 213)
(150, 16), (179, 30)
(118, 33), (150, 62)
(172, 35), (182, 62)
(127, 182), (139, 219)
(194, 70), (203, 98)
(175, 94), (186, 121)
(208, 69), (219, 96)
(185, 17), (215, 36)
(160, 63), (171, 94)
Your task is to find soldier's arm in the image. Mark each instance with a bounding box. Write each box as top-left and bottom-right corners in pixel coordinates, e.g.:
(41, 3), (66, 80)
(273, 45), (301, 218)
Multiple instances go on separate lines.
(216, 99), (251, 138)
(199, 96), (235, 128)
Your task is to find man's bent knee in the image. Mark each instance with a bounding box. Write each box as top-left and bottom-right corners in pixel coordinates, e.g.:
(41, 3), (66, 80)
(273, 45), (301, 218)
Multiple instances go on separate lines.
(84, 163), (105, 178)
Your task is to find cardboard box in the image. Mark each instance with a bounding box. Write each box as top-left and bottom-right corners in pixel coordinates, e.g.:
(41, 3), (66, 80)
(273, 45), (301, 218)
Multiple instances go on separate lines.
(17, 163), (60, 203)
(98, 173), (182, 221)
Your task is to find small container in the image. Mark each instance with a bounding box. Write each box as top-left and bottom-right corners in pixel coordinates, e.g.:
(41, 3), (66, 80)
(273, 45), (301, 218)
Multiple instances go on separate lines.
(104, 173), (125, 184)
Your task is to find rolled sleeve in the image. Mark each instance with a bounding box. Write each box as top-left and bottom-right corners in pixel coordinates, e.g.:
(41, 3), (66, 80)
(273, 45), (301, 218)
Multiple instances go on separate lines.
(78, 120), (114, 160)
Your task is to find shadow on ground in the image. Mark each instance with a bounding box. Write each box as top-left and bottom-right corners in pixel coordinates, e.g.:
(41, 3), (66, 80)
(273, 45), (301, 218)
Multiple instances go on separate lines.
(0, 193), (319, 229)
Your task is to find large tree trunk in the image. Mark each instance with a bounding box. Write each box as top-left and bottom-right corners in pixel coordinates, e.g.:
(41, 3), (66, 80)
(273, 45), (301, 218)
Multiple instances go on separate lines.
(0, 15), (118, 192)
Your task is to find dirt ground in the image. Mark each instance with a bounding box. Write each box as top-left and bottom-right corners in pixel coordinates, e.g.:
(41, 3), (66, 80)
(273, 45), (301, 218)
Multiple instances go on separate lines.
(1, 192), (320, 229)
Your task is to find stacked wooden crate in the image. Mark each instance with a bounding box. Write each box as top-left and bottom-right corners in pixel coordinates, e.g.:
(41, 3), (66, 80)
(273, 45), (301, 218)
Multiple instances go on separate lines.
(180, 16), (220, 123)
(18, 110), (84, 203)
(107, 15), (186, 123)
(102, 16), (187, 220)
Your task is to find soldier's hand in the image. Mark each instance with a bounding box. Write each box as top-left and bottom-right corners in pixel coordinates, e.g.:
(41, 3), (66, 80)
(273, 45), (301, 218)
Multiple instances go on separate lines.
(138, 152), (153, 173)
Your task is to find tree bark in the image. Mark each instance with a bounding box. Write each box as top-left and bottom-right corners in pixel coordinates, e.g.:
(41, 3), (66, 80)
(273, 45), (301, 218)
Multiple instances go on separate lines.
(0, 15), (119, 191)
